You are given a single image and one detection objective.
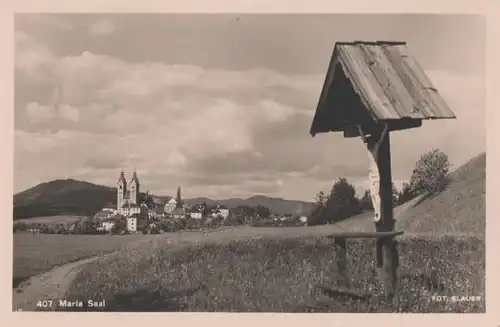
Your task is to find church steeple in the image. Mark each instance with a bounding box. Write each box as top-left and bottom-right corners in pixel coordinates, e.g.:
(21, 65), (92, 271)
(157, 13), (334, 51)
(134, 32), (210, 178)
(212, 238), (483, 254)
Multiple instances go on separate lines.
(131, 170), (140, 186)
(117, 169), (127, 210)
(129, 170), (140, 205)
(175, 186), (183, 208)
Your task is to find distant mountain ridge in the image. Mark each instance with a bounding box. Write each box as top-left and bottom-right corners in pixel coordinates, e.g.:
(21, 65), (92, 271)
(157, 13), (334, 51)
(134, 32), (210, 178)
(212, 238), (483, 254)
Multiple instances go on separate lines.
(13, 179), (314, 220)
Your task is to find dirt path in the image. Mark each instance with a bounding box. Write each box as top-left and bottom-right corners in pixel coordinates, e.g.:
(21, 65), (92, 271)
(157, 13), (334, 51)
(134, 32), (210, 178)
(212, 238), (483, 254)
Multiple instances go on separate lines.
(11, 229), (232, 312)
(13, 255), (111, 311)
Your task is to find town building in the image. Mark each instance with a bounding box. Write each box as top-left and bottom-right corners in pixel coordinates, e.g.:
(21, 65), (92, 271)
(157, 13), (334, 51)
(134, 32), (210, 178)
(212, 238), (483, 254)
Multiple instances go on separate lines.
(210, 204), (230, 219)
(97, 221), (115, 232)
(164, 198), (177, 214)
(127, 214), (148, 232)
(189, 210), (203, 220)
(172, 207), (187, 220)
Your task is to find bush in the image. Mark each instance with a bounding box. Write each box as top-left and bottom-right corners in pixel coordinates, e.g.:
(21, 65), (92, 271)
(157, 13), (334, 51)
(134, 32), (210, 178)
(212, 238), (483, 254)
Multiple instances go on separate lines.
(156, 220), (172, 232)
(307, 191), (329, 226)
(397, 182), (417, 205)
(409, 149), (451, 195)
(360, 189), (373, 211)
(323, 178), (361, 223)
(13, 222), (28, 233)
(111, 218), (127, 235)
(223, 214), (245, 226)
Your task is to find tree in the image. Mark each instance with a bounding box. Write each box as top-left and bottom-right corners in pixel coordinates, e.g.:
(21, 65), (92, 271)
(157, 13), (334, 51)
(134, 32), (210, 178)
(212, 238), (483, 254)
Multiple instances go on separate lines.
(308, 179), (361, 225)
(360, 189), (373, 211)
(324, 178), (361, 223)
(143, 191), (155, 209)
(409, 149), (451, 195)
(13, 222), (28, 233)
(226, 213), (245, 226)
(392, 183), (400, 206)
(200, 202), (209, 218)
(396, 182), (416, 205)
(315, 191), (328, 207)
(255, 205), (271, 219)
(308, 190), (330, 226)
(234, 205), (255, 217)
(73, 217), (99, 234)
(110, 216), (127, 234)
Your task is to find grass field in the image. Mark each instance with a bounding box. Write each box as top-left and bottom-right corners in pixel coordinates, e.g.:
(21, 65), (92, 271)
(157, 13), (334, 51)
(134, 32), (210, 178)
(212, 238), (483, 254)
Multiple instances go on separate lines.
(62, 152), (486, 313)
(13, 233), (151, 287)
(10, 203), (407, 291)
(15, 215), (84, 225)
(64, 233), (484, 313)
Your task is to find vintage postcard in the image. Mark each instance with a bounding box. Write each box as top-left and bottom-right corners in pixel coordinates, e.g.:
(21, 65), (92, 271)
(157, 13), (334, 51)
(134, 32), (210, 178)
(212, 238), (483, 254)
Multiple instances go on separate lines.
(4, 2), (497, 326)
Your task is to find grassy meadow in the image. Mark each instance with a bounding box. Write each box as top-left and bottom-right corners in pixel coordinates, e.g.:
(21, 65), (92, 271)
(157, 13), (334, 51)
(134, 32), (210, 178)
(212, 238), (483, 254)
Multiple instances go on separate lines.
(13, 233), (151, 287)
(15, 215), (84, 225)
(62, 153), (486, 313)
(64, 234), (484, 313)
(14, 153), (486, 312)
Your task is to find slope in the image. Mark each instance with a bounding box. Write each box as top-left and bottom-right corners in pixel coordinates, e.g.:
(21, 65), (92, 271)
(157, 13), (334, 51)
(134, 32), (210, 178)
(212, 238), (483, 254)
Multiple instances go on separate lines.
(396, 152), (486, 237)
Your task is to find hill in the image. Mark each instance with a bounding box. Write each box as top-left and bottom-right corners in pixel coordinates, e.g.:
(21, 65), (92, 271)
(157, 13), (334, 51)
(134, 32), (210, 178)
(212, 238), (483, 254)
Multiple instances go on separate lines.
(13, 179), (117, 219)
(13, 179), (314, 219)
(396, 152), (486, 237)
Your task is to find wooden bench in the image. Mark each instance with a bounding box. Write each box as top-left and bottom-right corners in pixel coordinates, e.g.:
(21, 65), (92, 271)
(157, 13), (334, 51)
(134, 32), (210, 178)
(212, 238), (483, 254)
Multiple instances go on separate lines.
(316, 231), (404, 301)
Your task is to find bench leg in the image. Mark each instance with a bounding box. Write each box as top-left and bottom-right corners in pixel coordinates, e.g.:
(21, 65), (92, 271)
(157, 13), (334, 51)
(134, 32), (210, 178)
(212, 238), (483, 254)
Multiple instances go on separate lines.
(379, 237), (399, 301)
(334, 237), (349, 289)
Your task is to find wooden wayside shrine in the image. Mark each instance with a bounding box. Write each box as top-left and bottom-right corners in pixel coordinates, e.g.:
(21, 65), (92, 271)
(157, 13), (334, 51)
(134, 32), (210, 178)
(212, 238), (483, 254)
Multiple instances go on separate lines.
(309, 41), (456, 306)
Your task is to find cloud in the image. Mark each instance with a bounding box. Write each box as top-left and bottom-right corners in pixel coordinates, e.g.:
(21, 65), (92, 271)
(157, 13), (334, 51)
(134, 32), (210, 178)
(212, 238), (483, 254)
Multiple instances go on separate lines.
(58, 104), (80, 122)
(15, 31), (56, 82)
(25, 102), (55, 123)
(84, 150), (126, 170)
(87, 19), (117, 35)
(14, 29), (485, 200)
(15, 47), (320, 159)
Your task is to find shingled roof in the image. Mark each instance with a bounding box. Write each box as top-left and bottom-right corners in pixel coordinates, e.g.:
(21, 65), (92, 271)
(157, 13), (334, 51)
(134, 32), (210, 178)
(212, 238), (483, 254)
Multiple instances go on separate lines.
(310, 41), (456, 137)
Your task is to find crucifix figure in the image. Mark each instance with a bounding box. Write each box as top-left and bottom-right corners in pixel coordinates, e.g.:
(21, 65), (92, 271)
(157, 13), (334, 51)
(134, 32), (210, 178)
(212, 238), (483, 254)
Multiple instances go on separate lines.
(357, 123), (389, 224)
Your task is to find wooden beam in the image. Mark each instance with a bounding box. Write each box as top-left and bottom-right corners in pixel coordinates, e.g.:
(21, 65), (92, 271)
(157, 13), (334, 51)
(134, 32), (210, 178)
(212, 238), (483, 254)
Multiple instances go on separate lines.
(377, 129), (394, 230)
(326, 231), (404, 239)
(315, 284), (371, 301)
(343, 119), (422, 138)
(373, 127), (398, 301)
(381, 237), (399, 300)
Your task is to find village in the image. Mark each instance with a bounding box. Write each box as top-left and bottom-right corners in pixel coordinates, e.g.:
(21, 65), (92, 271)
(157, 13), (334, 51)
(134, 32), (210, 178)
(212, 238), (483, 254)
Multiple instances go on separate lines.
(12, 169), (310, 236)
(90, 170), (308, 234)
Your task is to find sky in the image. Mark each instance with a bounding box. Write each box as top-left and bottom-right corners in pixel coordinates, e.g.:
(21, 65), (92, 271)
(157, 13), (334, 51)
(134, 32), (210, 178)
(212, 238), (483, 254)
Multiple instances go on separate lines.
(14, 13), (486, 201)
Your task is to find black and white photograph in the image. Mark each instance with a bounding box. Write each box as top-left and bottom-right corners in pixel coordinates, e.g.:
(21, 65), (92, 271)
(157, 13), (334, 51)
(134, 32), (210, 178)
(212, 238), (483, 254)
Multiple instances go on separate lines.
(12, 13), (486, 313)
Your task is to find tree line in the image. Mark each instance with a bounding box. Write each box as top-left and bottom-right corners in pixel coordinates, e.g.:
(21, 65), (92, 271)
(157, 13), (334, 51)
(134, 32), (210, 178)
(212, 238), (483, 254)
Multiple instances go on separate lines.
(308, 149), (451, 226)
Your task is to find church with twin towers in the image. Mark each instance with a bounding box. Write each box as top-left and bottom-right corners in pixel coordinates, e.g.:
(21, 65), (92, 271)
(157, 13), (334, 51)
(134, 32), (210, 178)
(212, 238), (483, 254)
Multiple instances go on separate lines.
(115, 169), (184, 218)
(116, 170), (140, 210)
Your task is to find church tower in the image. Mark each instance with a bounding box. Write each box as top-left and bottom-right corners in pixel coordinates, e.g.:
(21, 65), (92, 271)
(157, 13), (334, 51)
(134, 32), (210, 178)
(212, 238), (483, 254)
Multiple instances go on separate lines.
(175, 186), (183, 208)
(129, 170), (140, 205)
(117, 170), (127, 210)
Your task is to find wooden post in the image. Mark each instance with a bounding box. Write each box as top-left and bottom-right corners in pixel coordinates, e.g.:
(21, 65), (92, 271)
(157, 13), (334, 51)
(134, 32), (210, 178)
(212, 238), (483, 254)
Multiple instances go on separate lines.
(373, 126), (398, 300)
(334, 237), (349, 289)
